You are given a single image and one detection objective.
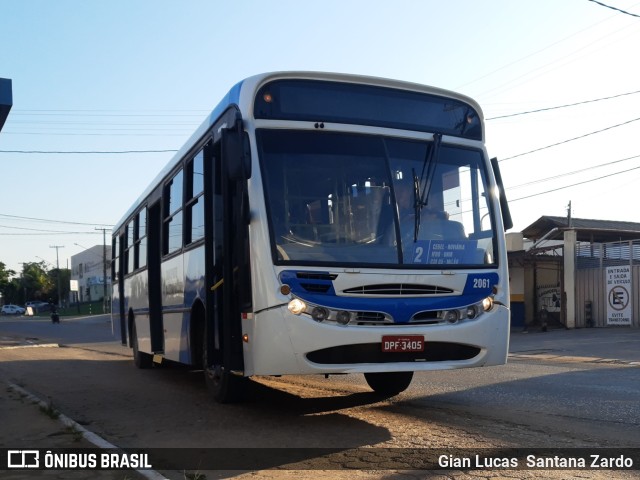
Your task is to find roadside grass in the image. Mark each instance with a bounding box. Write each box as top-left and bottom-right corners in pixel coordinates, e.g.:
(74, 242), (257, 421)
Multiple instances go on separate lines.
(66, 424), (83, 442)
(184, 471), (207, 480)
(30, 300), (110, 318)
(39, 397), (60, 419)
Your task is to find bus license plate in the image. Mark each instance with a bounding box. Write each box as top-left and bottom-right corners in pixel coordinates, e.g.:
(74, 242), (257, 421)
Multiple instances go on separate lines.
(382, 335), (424, 352)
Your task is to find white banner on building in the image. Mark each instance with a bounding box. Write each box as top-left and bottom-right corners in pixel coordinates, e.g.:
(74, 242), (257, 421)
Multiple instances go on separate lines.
(605, 266), (632, 326)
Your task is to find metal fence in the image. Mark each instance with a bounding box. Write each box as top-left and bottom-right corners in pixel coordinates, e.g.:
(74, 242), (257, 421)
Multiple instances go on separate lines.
(575, 239), (640, 328)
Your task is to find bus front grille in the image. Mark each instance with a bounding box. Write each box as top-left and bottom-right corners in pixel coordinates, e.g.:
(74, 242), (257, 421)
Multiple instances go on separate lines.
(342, 284), (454, 296)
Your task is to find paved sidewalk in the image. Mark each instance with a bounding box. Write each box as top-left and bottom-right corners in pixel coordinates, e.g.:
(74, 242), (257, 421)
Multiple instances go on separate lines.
(509, 326), (640, 365)
(0, 383), (149, 479)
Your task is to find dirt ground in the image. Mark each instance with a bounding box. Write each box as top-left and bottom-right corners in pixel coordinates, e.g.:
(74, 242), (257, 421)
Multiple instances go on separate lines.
(2, 329), (639, 480)
(1, 383), (149, 480)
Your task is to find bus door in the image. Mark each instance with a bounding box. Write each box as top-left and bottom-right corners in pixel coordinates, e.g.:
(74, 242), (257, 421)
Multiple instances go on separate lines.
(117, 232), (126, 345)
(205, 146), (224, 366)
(221, 120), (252, 372)
(147, 201), (164, 353)
(203, 117), (251, 402)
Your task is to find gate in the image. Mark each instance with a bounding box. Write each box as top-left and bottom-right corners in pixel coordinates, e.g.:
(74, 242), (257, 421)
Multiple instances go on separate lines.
(575, 240), (640, 328)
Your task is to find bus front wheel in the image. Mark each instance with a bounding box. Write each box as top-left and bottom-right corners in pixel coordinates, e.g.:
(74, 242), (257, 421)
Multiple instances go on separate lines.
(204, 365), (247, 403)
(364, 371), (413, 395)
(202, 336), (247, 403)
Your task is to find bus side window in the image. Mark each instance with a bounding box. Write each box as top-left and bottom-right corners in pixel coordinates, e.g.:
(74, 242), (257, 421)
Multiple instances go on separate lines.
(137, 208), (147, 269)
(186, 151), (205, 244)
(163, 169), (184, 255)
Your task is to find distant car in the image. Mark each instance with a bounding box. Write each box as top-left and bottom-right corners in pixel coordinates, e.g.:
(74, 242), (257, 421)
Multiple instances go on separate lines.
(1, 304), (26, 315)
(24, 301), (49, 315)
(25, 301), (49, 311)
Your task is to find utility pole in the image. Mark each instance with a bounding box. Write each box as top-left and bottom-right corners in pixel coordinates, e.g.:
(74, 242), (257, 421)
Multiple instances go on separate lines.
(49, 245), (64, 307)
(95, 228), (109, 313)
(567, 200), (572, 227)
(19, 262), (27, 304)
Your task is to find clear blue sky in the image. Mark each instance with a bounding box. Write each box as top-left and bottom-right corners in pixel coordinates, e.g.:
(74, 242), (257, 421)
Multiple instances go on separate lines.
(2, 0), (640, 273)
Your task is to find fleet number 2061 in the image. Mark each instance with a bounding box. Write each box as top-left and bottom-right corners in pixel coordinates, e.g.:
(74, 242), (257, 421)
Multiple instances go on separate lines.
(473, 278), (491, 289)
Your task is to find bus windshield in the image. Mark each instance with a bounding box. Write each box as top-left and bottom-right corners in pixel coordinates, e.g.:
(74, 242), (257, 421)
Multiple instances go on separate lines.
(258, 129), (496, 268)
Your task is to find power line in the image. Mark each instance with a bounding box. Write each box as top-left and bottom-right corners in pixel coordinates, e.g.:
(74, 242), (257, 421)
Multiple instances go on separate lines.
(588, 0), (640, 18)
(0, 224), (99, 234)
(0, 149), (178, 154)
(509, 152), (640, 190)
(499, 116), (640, 162)
(9, 120), (197, 126)
(5, 92), (640, 154)
(0, 213), (113, 227)
(509, 164), (640, 202)
(2, 132), (190, 136)
(455, 7), (617, 91)
(486, 89), (640, 120)
(446, 151), (640, 209)
(0, 231), (101, 236)
(11, 110), (207, 117)
(473, 22), (638, 100)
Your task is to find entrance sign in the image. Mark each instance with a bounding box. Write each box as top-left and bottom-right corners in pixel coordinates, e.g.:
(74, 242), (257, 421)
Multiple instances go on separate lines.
(605, 266), (632, 326)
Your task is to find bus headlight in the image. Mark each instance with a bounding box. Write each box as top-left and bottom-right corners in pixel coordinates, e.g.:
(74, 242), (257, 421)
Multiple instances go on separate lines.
(482, 296), (494, 312)
(288, 298), (307, 315)
(438, 297), (494, 324)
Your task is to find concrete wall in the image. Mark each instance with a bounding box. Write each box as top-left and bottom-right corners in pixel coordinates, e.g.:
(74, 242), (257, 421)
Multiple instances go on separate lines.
(69, 245), (112, 303)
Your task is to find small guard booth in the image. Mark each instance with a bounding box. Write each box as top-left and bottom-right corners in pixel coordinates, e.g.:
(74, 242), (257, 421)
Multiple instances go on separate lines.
(512, 216), (640, 329)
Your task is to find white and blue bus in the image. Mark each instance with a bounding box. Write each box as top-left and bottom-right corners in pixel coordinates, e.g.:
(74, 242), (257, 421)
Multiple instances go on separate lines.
(111, 72), (513, 403)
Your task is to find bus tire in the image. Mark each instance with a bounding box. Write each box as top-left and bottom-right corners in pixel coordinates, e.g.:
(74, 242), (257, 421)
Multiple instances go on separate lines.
(132, 321), (153, 369)
(202, 335), (247, 403)
(364, 371), (413, 395)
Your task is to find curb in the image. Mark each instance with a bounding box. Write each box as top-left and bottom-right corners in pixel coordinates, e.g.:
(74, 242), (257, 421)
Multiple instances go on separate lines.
(0, 343), (60, 350)
(6, 382), (168, 480)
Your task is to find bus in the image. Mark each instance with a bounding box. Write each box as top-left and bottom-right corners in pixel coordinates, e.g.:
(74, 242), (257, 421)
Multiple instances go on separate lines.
(111, 71), (513, 403)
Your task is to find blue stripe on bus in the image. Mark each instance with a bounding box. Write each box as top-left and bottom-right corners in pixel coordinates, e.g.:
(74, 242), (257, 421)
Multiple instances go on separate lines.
(279, 270), (499, 323)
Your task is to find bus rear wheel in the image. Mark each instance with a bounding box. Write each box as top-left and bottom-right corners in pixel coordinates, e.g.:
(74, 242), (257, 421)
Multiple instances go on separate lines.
(132, 321), (153, 369)
(364, 371), (413, 395)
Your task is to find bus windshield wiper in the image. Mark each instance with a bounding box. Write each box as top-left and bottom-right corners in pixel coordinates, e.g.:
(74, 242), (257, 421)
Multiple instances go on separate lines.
(414, 133), (442, 242)
(412, 168), (421, 242)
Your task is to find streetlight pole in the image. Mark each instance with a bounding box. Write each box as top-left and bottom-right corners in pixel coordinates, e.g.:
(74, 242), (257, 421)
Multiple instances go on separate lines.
(95, 228), (109, 313)
(49, 245), (64, 307)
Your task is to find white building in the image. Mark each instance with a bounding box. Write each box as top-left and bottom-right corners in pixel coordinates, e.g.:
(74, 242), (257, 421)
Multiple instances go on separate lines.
(69, 245), (111, 304)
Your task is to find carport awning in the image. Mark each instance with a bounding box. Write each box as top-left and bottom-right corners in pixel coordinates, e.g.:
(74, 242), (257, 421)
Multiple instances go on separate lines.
(523, 215), (640, 243)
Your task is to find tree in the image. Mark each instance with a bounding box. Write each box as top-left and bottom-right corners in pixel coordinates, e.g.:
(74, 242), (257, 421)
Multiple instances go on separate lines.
(48, 267), (71, 306)
(0, 261), (16, 303)
(0, 260), (70, 306)
(21, 262), (53, 302)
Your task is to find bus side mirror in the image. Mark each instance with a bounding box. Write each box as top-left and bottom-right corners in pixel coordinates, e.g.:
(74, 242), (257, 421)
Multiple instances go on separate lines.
(222, 120), (251, 181)
(490, 157), (513, 231)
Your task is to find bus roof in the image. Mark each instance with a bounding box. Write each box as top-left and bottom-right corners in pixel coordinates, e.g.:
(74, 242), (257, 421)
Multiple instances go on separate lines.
(113, 71), (484, 233)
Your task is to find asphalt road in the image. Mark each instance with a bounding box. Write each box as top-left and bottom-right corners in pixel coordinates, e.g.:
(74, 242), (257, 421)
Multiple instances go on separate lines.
(1, 315), (639, 479)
